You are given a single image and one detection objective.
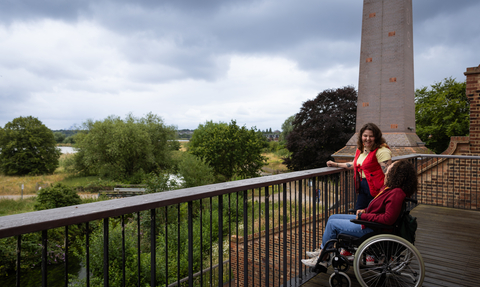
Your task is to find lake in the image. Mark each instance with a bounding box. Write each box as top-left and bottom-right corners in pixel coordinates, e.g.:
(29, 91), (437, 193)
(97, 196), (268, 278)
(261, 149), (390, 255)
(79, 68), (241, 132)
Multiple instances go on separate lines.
(59, 146), (76, 154)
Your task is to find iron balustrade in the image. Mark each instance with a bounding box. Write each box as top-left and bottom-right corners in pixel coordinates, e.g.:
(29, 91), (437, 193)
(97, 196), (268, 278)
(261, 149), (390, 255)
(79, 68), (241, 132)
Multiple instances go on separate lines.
(0, 154), (479, 286)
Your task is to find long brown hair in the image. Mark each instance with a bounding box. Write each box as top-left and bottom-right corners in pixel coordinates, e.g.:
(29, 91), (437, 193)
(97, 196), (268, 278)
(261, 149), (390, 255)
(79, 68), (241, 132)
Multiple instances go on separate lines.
(356, 123), (387, 151)
(384, 160), (418, 197)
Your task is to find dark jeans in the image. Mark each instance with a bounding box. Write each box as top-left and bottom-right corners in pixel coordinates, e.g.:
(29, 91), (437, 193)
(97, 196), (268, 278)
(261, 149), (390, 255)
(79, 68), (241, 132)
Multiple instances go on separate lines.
(356, 178), (374, 209)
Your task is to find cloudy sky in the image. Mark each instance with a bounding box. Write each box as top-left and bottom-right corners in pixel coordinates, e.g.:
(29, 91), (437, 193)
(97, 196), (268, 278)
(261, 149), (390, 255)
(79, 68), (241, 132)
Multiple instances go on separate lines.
(0, 0), (479, 131)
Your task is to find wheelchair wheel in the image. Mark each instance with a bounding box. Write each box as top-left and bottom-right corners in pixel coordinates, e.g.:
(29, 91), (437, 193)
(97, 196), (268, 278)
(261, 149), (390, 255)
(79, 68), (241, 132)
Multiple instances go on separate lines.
(353, 234), (424, 287)
(329, 271), (351, 287)
(332, 254), (350, 272)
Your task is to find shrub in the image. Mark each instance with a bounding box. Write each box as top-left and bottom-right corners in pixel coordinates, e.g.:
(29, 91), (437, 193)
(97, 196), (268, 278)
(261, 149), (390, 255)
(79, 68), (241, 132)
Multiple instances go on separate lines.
(34, 183), (82, 211)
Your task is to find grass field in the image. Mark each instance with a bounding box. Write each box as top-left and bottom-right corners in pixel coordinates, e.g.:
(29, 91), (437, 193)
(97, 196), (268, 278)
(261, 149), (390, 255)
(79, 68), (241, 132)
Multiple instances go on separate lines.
(0, 197), (36, 216)
(0, 149), (288, 196)
(262, 152), (288, 174)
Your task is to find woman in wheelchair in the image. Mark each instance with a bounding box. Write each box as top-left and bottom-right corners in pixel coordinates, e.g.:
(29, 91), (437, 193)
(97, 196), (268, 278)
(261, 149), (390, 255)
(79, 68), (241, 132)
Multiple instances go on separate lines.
(302, 159), (418, 268)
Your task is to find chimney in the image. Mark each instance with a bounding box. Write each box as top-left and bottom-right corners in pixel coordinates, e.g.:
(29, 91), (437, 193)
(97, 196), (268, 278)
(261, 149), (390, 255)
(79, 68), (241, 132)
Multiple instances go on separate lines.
(465, 65), (480, 154)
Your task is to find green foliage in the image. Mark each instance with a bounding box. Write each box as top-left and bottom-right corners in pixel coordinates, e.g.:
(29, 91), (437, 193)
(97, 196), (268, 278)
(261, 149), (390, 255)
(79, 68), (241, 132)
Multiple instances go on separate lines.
(63, 135), (76, 144)
(283, 86), (357, 171)
(178, 153), (215, 188)
(54, 132), (66, 143)
(144, 172), (183, 193)
(34, 183), (82, 211)
(280, 115), (295, 143)
(0, 116), (61, 175)
(82, 194), (244, 286)
(188, 120), (268, 181)
(0, 227), (84, 280)
(73, 113), (178, 182)
(0, 197), (36, 216)
(415, 77), (469, 154)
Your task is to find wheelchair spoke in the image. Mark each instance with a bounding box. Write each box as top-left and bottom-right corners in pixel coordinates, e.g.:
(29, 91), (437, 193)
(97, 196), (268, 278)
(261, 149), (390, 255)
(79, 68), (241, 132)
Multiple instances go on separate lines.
(353, 235), (424, 287)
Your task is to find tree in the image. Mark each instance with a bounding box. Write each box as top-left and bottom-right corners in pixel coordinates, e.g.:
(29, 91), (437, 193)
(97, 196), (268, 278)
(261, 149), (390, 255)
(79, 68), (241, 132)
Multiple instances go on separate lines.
(73, 113), (178, 182)
(53, 132), (66, 143)
(0, 116), (61, 175)
(280, 115), (295, 143)
(283, 86), (357, 171)
(188, 120), (268, 181)
(177, 153), (215, 188)
(415, 77), (469, 154)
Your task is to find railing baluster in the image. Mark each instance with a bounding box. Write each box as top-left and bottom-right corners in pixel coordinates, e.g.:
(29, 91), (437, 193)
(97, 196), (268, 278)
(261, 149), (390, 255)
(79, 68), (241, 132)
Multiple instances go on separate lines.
(277, 184), (281, 286)
(243, 190), (248, 287)
(86, 222), (90, 287)
(200, 199), (203, 287)
(188, 201), (194, 286)
(104, 218), (109, 287)
(42, 230), (47, 287)
(165, 207), (168, 287)
(121, 215), (125, 287)
(16, 235), (21, 287)
(255, 188), (259, 287)
(312, 177), (317, 260)
(137, 212), (141, 287)
(265, 185), (270, 286)
(271, 184), (275, 286)
(209, 197), (213, 287)
(218, 194), (224, 287)
(177, 204), (180, 286)
(293, 180), (297, 282)
(151, 208), (157, 286)
(64, 225), (68, 287)
(236, 192), (239, 287)
(298, 179), (303, 279)
(228, 193), (231, 285)
(282, 182), (288, 287)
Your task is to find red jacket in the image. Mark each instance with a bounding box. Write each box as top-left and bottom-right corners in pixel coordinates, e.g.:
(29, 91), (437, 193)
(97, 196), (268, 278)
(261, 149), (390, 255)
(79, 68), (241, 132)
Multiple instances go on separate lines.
(353, 148), (385, 197)
(360, 186), (406, 226)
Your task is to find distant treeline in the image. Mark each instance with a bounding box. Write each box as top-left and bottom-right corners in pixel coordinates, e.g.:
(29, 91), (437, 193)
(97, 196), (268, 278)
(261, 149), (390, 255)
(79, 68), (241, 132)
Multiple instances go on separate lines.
(51, 128), (279, 142)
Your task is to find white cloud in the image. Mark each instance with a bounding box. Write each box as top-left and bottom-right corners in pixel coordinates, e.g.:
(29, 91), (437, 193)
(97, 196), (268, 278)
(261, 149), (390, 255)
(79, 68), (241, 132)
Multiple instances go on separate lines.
(0, 0), (478, 131)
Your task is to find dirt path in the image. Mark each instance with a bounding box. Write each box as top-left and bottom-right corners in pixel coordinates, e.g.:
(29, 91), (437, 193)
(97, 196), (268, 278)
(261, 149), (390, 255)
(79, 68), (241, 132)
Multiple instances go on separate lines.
(0, 193), (99, 200)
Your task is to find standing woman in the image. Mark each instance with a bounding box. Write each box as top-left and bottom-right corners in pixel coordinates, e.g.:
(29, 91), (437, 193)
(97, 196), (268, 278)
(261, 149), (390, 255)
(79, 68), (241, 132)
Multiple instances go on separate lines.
(327, 123), (392, 209)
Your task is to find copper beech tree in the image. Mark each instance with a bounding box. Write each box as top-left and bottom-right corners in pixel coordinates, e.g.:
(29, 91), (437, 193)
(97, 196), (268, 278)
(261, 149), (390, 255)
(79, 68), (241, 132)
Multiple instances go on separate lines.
(283, 86), (357, 171)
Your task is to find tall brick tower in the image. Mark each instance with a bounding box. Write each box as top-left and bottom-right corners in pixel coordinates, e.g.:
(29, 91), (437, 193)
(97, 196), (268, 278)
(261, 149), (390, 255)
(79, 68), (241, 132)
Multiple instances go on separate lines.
(333, 0), (431, 160)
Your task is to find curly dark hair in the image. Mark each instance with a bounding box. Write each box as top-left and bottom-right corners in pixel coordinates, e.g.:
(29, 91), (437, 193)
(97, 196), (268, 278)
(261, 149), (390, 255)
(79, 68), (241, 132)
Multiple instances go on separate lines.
(384, 160), (418, 197)
(356, 123), (387, 151)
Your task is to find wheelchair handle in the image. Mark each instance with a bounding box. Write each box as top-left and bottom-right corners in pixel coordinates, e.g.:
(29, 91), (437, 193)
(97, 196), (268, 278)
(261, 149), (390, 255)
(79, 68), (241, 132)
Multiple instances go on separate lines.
(405, 197), (418, 204)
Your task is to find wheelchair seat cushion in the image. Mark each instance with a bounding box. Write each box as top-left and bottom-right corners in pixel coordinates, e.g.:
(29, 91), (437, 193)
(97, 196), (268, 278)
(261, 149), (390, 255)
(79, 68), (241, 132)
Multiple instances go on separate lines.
(337, 233), (360, 241)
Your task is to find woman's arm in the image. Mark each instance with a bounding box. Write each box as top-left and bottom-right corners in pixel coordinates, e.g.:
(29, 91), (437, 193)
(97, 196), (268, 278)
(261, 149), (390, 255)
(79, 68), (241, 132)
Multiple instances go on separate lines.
(379, 159), (392, 174)
(376, 147), (392, 174)
(359, 189), (405, 225)
(326, 160), (354, 170)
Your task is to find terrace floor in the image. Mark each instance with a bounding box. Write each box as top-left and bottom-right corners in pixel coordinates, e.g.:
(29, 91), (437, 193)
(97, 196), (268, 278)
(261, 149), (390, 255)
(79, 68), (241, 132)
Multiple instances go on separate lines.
(301, 204), (480, 287)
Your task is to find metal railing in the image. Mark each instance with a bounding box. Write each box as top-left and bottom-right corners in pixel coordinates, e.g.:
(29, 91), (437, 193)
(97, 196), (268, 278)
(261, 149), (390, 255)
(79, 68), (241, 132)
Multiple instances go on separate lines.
(1, 154), (479, 287)
(0, 167), (355, 287)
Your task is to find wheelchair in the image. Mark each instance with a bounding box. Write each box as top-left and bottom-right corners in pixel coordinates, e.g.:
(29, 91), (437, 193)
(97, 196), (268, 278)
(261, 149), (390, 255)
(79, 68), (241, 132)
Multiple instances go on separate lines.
(312, 198), (425, 287)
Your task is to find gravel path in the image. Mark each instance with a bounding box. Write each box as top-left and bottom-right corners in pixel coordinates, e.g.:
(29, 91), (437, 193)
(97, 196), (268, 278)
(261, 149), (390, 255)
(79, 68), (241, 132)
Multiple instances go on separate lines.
(0, 193), (98, 200)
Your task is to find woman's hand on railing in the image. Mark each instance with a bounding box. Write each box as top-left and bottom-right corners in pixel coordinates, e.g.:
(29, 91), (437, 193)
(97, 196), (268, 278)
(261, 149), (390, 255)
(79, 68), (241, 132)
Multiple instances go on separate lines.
(327, 160), (338, 167)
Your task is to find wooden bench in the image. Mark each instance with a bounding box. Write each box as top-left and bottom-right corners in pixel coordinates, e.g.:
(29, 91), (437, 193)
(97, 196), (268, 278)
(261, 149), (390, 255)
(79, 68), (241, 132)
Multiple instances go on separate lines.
(98, 187), (146, 198)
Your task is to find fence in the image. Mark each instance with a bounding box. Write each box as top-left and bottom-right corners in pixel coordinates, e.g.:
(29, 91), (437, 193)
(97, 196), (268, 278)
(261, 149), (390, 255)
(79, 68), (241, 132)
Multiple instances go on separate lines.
(1, 154), (479, 287)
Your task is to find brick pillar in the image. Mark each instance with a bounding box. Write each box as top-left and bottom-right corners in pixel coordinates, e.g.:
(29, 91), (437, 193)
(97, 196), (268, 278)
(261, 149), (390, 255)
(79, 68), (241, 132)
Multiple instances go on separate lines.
(465, 65), (480, 155)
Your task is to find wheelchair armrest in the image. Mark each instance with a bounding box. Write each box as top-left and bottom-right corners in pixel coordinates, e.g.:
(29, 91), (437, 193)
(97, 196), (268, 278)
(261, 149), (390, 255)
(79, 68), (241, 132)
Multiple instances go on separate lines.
(348, 208), (356, 214)
(350, 219), (394, 230)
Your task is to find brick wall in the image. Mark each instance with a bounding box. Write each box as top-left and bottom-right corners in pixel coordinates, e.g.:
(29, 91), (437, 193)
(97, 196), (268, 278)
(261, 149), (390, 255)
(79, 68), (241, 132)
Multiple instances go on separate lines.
(465, 65), (480, 154)
(417, 65), (480, 210)
(230, 217), (324, 287)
